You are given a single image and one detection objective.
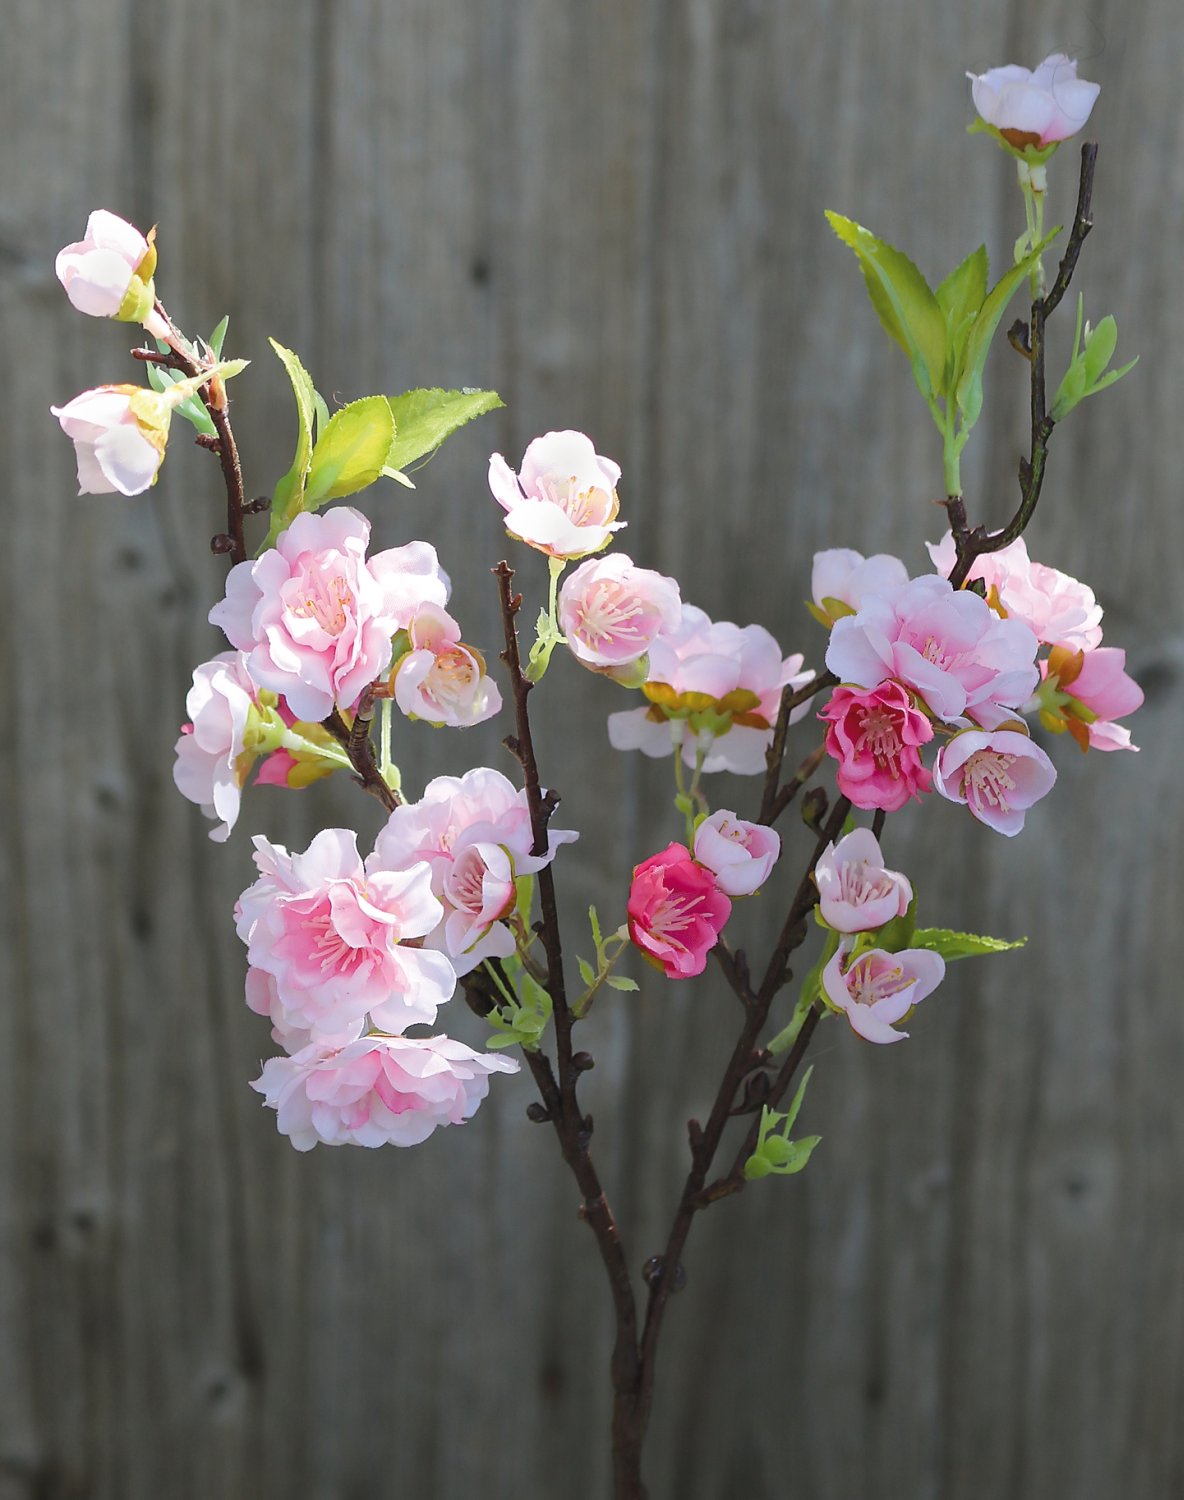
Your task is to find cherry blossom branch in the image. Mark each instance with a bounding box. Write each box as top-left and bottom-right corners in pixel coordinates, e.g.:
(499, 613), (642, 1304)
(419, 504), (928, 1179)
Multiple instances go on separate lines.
(323, 697), (400, 813)
(760, 672), (838, 822)
(947, 144), (1098, 588)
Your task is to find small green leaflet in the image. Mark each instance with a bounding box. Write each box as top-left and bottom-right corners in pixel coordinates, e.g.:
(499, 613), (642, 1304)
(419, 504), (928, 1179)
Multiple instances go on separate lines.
(1050, 298), (1138, 422)
(305, 396), (396, 506)
(383, 388), (504, 475)
(265, 339), (317, 545)
(743, 1068), (821, 1181)
(144, 360), (216, 437)
(909, 927), (1027, 961)
(825, 212), (947, 401)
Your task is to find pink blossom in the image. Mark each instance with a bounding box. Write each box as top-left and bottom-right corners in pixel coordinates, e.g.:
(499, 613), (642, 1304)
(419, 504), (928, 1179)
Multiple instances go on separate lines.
(814, 828), (913, 933)
(558, 553), (682, 670)
(55, 210), (166, 333)
(692, 812), (780, 897)
(372, 767), (577, 976)
(50, 385), (167, 496)
(488, 430), (625, 558)
(1042, 644), (1143, 752)
(209, 507), (449, 722)
(244, 967), (360, 1055)
(251, 1033), (518, 1151)
(822, 945), (945, 1045)
(820, 681), (933, 811)
(172, 652), (260, 841)
(933, 729), (1056, 836)
(826, 574), (1038, 724)
(236, 829), (456, 1039)
(927, 533), (1103, 651)
(392, 602), (502, 727)
(810, 548), (910, 625)
(969, 55), (1100, 149)
(627, 843), (731, 979)
(607, 604), (814, 774)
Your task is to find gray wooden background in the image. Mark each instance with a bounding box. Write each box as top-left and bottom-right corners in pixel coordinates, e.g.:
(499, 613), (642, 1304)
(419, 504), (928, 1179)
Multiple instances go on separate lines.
(3, 1), (1181, 1496)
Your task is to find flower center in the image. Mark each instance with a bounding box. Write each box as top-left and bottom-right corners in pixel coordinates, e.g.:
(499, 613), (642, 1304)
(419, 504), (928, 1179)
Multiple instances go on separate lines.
(855, 706), (902, 772)
(838, 860), (894, 907)
(650, 890), (705, 949)
(294, 573), (354, 636)
(962, 750), (1018, 812)
(847, 955), (909, 1008)
(577, 581), (644, 645)
(541, 472), (612, 526)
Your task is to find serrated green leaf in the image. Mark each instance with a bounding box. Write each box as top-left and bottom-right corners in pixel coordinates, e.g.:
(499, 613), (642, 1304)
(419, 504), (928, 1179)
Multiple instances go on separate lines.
(577, 957), (596, 987)
(955, 229), (1060, 429)
(911, 926), (1027, 961)
(486, 1034), (521, 1051)
(825, 212), (947, 400)
(304, 396), (397, 506)
(266, 339), (317, 542)
(384, 387), (503, 472)
(936, 245), (989, 334)
(209, 315), (229, 359)
(606, 975), (639, 992)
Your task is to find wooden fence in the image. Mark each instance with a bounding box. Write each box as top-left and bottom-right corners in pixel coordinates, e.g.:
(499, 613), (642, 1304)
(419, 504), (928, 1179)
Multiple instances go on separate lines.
(2, 0), (1181, 1495)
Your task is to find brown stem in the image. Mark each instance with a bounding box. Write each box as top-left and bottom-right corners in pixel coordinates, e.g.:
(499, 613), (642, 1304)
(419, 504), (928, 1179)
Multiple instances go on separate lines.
(759, 672), (838, 822)
(948, 143), (1098, 588)
(323, 699), (399, 813)
(492, 561), (644, 1495)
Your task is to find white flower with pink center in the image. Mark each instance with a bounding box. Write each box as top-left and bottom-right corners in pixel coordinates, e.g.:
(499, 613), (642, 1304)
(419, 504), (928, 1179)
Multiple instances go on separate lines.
(933, 729), (1056, 836)
(558, 554), (682, 669)
(968, 54), (1100, 150)
(392, 602), (502, 727)
(607, 605), (814, 775)
(814, 829), (913, 933)
(822, 945), (945, 1045)
(209, 507), (449, 722)
(811, 548), (910, 624)
(489, 430), (625, 559)
(172, 651), (260, 842)
(372, 768), (577, 976)
(692, 812), (780, 897)
(252, 1034), (519, 1151)
(927, 533), (1103, 651)
(236, 829), (456, 1040)
(826, 574), (1038, 725)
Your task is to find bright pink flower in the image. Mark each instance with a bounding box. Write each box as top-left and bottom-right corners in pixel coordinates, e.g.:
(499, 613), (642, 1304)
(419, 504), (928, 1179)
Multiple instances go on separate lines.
(822, 945), (945, 1045)
(172, 651), (260, 841)
(489, 430), (625, 559)
(372, 767), (577, 976)
(933, 729), (1056, 836)
(608, 604), (814, 774)
(50, 385), (167, 496)
(558, 553), (682, 669)
(209, 507), (449, 722)
(927, 533), (1103, 652)
(627, 843), (731, 979)
(252, 1034), (518, 1151)
(820, 681), (933, 811)
(236, 829), (456, 1040)
(392, 602), (502, 727)
(55, 210), (166, 333)
(826, 574), (1038, 724)
(968, 54), (1100, 149)
(814, 828), (912, 933)
(692, 812), (780, 897)
(810, 548), (910, 624)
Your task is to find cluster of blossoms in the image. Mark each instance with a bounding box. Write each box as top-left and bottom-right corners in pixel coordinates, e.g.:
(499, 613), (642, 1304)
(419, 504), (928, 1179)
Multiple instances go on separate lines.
(814, 538), (1142, 836)
(627, 813), (780, 979)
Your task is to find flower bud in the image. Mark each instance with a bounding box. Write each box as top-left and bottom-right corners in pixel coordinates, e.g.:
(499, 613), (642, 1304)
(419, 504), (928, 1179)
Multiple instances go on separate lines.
(55, 211), (167, 337)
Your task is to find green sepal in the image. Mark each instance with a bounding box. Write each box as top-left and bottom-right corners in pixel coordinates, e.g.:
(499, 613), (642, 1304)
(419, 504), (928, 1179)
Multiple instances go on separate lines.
(383, 387), (504, 474)
(208, 315), (229, 359)
(825, 212), (947, 400)
(909, 926), (1027, 961)
(305, 395), (397, 506)
(264, 339), (318, 546)
(870, 893), (918, 955)
(955, 229), (1060, 429)
(144, 360), (216, 438)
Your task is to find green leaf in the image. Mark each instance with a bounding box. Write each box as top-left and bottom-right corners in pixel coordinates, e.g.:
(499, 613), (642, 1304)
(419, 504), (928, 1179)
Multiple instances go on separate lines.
(782, 1065), (814, 1135)
(955, 228), (1060, 429)
(910, 926), (1027, 961)
(825, 212), (947, 400)
(872, 893), (918, 955)
(384, 387), (504, 472)
(305, 396), (397, 506)
(606, 975), (639, 992)
(936, 245), (988, 336)
(208, 315), (229, 359)
(577, 957), (596, 987)
(313, 387), (332, 444)
(266, 339), (317, 541)
(144, 361), (216, 437)
(1083, 315), (1119, 383)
